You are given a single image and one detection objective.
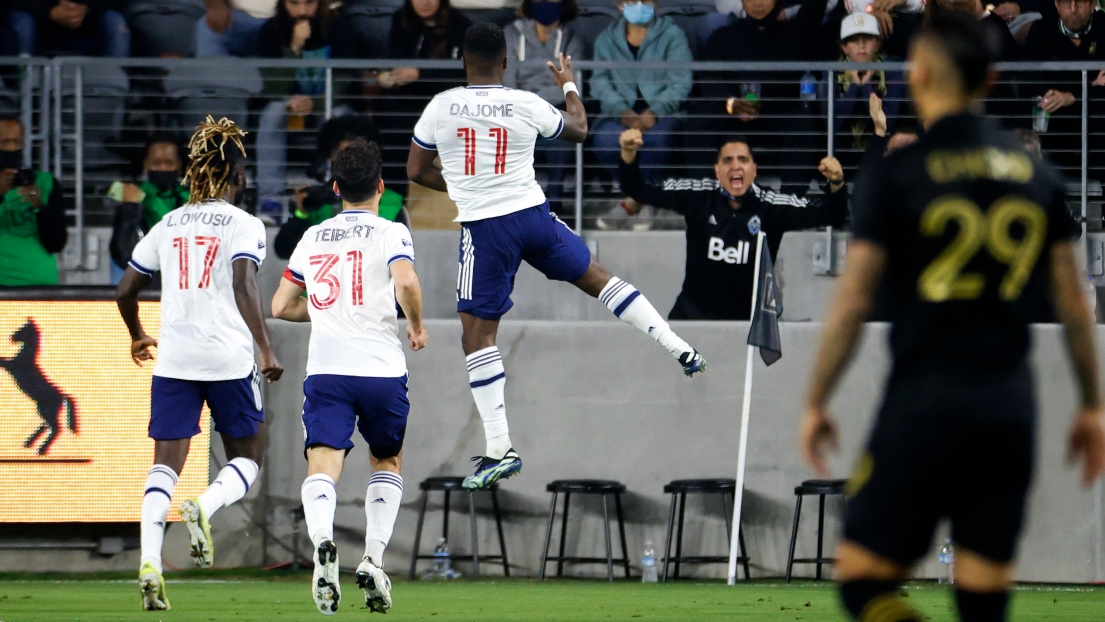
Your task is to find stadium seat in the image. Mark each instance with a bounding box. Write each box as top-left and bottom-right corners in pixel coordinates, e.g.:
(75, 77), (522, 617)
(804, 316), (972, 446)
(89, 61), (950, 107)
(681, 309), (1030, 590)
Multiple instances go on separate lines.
(785, 479), (847, 582)
(408, 476), (509, 579)
(339, 0), (404, 59)
(656, 4), (716, 56)
(60, 64), (130, 171)
(661, 478), (750, 582)
(164, 64), (264, 134)
(567, 6), (620, 58)
(539, 479), (630, 582)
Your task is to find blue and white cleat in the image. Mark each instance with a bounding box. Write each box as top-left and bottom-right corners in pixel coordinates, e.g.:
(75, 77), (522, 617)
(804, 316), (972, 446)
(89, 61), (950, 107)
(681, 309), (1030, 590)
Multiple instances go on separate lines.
(679, 350), (707, 377)
(462, 449), (522, 489)
(312, 540), (341, 616)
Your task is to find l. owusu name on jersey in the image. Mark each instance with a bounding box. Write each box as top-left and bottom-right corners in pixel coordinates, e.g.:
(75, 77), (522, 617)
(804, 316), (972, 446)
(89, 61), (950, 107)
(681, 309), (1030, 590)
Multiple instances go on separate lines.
(314, 224), (376, 243)
(163, 211), (235, 228)
(450, 103), (515, 118)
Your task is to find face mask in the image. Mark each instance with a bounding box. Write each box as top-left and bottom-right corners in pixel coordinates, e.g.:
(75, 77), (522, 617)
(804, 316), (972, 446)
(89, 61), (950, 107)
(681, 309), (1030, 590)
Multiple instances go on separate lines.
(147, 170), (181, 193)
(531, 1), (563, 25)
(622, 2), (654, 25)
(0, 149), (22, 170)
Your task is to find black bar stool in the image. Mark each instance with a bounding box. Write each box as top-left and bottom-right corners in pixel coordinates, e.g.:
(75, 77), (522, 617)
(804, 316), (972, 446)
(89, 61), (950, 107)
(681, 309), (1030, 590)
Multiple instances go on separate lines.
(539, 480), (630, 582)
(785, 479), (847, 582)
(661, 478), (750, 581)
(408, 476), (509, 579)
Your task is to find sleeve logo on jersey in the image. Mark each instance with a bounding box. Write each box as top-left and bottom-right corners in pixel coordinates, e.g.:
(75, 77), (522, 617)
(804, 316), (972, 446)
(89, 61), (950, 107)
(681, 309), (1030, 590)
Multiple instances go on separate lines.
(401, 239), (412, 247)
(257, 241), (265, 250)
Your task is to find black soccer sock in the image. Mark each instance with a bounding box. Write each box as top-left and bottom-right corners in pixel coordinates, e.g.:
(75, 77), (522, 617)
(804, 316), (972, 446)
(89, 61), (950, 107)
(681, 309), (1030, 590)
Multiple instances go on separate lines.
(839, 580), (923, 622)
(954, 589), (1009, 622)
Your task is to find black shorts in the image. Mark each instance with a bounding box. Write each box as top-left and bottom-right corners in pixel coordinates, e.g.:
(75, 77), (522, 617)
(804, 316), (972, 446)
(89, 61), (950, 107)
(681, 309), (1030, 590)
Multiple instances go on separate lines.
(843, 363), (1036, 566)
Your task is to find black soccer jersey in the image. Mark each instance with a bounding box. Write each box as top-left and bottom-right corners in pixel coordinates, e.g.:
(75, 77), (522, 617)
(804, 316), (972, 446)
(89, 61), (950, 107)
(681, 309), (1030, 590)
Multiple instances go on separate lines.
(619, 158), (848, 320)
(852, 112), (1080, 377)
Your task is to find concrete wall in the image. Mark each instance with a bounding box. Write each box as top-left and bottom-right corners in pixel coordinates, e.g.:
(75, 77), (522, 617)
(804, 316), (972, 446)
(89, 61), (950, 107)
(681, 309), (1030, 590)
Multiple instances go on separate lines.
(6, 320), (1104, 583)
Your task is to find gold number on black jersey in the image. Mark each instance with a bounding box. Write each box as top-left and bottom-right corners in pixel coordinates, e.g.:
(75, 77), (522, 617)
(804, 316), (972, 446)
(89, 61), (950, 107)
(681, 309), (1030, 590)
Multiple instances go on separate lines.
(918, 194), (1047, 302)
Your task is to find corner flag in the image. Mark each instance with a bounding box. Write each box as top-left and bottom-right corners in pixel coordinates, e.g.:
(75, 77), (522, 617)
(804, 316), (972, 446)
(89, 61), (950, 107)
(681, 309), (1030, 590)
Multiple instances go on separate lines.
(746, 233), (782, 366)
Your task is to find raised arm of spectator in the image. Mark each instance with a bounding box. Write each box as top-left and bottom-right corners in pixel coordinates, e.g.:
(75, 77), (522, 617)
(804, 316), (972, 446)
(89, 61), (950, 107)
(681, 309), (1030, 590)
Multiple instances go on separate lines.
(767, 157), (848, 232)
(35, 176), (68, 254)
(616, 129), (692, 215)
(647, 32), (693, 118)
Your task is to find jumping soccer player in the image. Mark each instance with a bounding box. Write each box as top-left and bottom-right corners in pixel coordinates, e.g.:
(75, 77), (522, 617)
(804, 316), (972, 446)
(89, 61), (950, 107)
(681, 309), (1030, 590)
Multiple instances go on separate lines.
(407, 23), (706, 490)
(801, 13), (1105, 622)
(116, 117), (284, 611)
(272, 138), (427, 616)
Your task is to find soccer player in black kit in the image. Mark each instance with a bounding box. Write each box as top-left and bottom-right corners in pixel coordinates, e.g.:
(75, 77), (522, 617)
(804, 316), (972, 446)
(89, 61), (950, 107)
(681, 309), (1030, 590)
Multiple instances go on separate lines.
(801, 12), (1105, 622)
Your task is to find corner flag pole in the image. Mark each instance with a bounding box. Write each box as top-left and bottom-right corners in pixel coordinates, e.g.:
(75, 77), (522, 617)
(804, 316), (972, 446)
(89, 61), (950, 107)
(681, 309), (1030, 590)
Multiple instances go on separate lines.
(728, 231), (765, 585)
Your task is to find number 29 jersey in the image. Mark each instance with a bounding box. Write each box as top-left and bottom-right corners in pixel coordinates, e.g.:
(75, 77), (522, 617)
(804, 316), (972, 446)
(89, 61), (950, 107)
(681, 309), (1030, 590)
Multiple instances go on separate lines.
(412, 85), (566, 223)
(129, 200), (268, 381)
(851, 112), (1080, 376)
(284, 210), (416, 379)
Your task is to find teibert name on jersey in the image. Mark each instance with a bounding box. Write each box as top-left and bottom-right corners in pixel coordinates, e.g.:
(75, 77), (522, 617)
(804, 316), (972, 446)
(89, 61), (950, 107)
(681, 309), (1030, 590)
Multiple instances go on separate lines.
(314, 224), (375, 243)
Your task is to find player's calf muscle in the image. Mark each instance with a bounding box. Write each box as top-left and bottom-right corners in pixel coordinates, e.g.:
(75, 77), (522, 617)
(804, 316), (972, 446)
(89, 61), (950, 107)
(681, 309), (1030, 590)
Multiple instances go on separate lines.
(834, 541), (908, 582)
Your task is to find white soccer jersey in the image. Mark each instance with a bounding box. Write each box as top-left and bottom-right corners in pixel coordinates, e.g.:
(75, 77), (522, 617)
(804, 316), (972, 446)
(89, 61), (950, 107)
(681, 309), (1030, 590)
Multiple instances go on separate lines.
(284, 210), (415, 379)
(412, 85), (566, 222)
(129, 200), (267, 381)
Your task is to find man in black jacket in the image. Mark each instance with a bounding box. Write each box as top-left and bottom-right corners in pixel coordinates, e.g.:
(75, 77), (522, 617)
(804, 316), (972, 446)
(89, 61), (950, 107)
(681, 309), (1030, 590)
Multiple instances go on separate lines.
(618, 128), (848, 320)
(8, 0), (130, 56)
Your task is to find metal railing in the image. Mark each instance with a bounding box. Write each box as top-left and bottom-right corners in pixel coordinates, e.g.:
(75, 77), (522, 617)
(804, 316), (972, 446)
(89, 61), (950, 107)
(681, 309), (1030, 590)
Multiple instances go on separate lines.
(1, 57), (1101, 266)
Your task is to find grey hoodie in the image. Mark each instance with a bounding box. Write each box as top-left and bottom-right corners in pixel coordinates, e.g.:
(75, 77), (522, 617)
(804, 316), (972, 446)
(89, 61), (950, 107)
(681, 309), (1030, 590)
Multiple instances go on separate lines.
(504, 18), (584, 107)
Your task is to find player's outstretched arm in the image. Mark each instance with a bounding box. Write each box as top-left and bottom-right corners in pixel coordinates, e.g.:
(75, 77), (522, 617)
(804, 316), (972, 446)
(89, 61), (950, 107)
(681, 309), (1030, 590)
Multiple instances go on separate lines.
(547, 53), (588, 143)
(801, 240), (887, 475)
(232, 258), (284, 382)
(391, 260), (428, 351)
(407, 144), (449, 193)
(115, 266), (157, 366)
(271, 277), (310, 322)
(1049, 240), (1105, 487)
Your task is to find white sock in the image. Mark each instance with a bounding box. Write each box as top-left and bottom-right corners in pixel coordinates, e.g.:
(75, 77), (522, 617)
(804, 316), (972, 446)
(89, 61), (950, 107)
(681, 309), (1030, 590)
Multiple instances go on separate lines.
(599, 277), (692, 359)
(198, 457), (259, 519)
(140, 464), (178, 574)
(301, 474), (337, 547)
(364, 471), (404, 567)
(467, 347), (511, 459)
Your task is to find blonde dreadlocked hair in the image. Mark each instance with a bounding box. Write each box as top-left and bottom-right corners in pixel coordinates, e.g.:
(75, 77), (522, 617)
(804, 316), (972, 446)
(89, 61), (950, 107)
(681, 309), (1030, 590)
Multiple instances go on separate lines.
(184, 116), (248, 202)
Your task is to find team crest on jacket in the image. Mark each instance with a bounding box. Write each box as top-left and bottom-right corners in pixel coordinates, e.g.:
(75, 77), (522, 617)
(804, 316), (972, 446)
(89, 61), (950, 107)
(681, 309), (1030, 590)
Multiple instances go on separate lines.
(748, 215), (762, 235)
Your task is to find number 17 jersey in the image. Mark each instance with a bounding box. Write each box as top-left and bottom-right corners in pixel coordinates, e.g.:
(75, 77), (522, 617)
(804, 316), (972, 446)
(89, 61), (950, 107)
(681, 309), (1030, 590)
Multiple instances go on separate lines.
(284, 210), (416, 379)
(412, 85), (566, 222)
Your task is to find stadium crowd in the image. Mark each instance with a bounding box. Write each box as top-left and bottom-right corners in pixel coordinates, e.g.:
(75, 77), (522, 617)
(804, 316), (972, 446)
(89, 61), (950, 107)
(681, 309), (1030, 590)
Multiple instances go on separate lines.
(0, 0), (1102, 319)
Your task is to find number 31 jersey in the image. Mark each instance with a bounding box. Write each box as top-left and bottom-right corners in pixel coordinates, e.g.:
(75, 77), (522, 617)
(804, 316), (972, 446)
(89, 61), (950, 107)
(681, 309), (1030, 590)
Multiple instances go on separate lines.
(284, 210), (416, 379)
(129, 200), (267, 381)
(412, 85), (565, 222)
(851, 113), (1079, 376)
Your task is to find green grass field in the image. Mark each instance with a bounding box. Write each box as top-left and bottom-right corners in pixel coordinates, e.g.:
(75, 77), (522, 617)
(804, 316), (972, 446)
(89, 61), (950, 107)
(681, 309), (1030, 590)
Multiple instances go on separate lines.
(1, 570), (1102, 622)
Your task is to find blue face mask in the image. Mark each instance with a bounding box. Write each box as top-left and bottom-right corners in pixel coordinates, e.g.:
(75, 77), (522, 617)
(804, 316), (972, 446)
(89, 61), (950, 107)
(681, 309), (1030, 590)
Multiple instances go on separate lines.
(622, 1), (654, 25)
(530, 1), (563, 26)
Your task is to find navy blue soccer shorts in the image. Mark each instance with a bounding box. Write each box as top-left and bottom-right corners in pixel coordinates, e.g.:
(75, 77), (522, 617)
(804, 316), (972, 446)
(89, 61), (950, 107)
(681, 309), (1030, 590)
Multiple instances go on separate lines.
(301, 374), (410, 459)
(456, 203), (592, 320)
(149, 368), (264, 440)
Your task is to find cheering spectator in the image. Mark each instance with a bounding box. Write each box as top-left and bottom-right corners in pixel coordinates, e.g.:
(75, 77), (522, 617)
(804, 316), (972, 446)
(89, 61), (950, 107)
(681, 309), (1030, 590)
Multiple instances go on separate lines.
(590, 0), (692, 231)
(274, 116), (405, 258)
(255, 0), (343, 224)
(504, 0), (583, 211)
(195, 0), (277, 57)
(375, 0), (471, 194)
(106, 134), (189, 284)
(8, 0), (130, 57)
(617, 128), (847, 319)
(0, 117), (68, 287)
(1022, 0), (1105, 178)
(685, 0), (828, 193)
(833, 13), (905, 169)
(124, 0), (206, 57)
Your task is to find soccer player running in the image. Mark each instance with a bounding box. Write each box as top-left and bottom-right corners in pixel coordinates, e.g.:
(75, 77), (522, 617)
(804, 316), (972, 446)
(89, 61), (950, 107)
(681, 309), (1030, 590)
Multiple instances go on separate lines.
(272, 139), (427, 616)
(801, 13), (1105, 622)
(407, 23), (706, 490)
(115, 117), (284, 611)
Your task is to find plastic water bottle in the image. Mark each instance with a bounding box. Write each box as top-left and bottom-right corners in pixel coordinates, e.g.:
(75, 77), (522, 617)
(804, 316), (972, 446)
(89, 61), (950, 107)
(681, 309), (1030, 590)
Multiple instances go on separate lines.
(800, 72), (818, 107)
(423, 537), (461, 579)
(641, 540), (659, 583)
(1033, 96), (1050, 133)
(938, 538), (955, 584)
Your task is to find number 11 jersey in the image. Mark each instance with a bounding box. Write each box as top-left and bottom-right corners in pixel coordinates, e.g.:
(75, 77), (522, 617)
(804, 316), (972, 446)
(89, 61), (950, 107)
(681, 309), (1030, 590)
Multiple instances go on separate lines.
(284, 210), (416, 379)
(412, 85), (566, 223)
